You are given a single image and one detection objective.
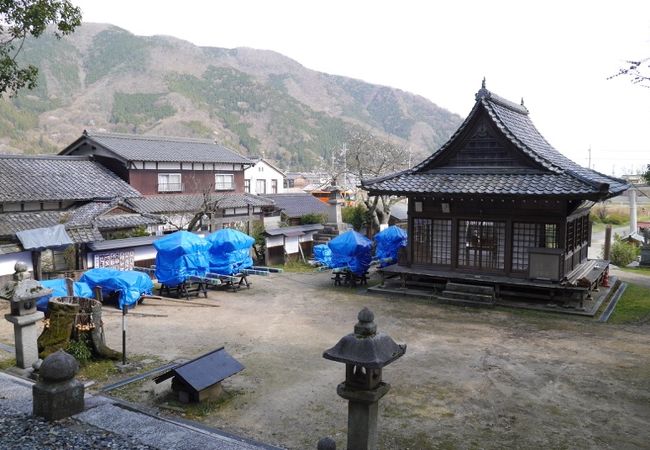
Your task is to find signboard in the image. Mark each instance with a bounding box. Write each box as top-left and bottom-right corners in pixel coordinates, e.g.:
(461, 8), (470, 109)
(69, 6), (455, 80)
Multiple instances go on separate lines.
(93, 249), (135, 270)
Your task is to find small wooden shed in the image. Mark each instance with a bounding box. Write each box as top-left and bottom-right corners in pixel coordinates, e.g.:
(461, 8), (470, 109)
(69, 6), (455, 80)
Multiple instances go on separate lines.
(154, 347), (244, 403)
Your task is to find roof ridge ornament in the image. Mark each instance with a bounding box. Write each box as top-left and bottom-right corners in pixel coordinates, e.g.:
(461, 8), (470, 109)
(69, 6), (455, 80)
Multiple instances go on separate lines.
(475, 77), (491, 101)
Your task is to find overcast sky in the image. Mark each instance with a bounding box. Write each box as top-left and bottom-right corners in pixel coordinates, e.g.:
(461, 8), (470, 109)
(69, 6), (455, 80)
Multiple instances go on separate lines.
(75, 0), (649, 176)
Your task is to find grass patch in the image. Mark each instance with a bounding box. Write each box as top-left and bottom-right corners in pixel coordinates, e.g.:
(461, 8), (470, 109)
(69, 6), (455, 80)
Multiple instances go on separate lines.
(609, 283), (650, 324)
(0, 357), (16, 370)
(78, 359), (118, 382)
(618, 266), (650, 276)
(274, 261), (315, 273)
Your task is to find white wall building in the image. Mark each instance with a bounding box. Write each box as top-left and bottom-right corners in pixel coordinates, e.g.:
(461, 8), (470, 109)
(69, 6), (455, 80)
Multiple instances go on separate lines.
(244, 159), (285, 195)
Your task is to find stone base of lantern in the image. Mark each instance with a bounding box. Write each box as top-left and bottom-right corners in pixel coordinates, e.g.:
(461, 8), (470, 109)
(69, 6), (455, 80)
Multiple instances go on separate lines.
(5, 311), (44, 369)
(33, 378), (85, 421)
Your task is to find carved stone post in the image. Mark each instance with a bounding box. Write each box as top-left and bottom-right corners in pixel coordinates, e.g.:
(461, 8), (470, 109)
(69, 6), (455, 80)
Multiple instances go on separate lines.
(33, 350), (84, 421)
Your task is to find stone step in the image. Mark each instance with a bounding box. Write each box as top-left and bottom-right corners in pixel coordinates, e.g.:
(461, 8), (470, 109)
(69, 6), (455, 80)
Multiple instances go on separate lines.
(440, 291), (494, 303)
(437, 295), (496, 308)
(445, 282), (495, 296)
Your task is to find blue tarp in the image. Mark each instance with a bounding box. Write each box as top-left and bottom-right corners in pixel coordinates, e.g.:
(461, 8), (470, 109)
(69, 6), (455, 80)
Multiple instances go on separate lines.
(79, 268), (154, 310)
(153, 231), (210, 286)
(36, 279), (93, 312)
(374, 226), (408, 267)
(206, 228), (254, 275)
(327, 230), (373, 275)
(313, 244), (333, 267)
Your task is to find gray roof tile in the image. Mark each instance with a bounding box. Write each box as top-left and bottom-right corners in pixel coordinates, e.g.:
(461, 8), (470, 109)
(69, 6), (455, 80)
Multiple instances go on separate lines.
(263, 193), (331, 218)
(70, 131), (253, 164)
(128, 193), (274, 214)
(363, 87), (629, 199)
(0, 155), (141, 202)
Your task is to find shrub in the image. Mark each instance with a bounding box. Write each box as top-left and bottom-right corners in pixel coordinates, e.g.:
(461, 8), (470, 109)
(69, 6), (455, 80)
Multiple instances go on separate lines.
(66, 336), (92, 364)
(608, 238), (640, 267)
(342, 204), (368, 231)
(300, 213), (327, 225)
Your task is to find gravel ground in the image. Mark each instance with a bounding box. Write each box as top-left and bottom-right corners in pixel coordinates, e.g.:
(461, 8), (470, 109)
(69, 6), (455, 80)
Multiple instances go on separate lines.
(0, 410), (154, 450)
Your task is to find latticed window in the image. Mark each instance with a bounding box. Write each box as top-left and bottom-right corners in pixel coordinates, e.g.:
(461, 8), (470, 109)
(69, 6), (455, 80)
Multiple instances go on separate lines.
(413, 218), (452, 265)
(512, 223), (559, 272)
(457, 220), (505, 270)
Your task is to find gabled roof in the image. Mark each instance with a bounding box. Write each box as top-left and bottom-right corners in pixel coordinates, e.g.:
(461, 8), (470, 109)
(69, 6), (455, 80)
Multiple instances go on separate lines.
(128, 193), (274, 214)
(262, 193), (331, 218)
(0, 155), (141, 202)
(61, 130), (253, 165)
(246, 158), (286, 176)
(362, 83), (629, 199)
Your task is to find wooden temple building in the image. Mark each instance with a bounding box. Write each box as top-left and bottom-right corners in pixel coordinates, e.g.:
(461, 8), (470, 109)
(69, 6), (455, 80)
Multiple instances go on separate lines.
(362, 82), (629, 309)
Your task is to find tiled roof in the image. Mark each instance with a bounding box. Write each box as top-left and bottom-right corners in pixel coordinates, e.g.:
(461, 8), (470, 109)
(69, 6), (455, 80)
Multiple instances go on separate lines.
(67, 131), (253, 164)
(0, 155), (141, 202)
(361, 172), (600, 197)
(65, 226), (104, 244)
(128, 193), (274, 214)
(0, 211), (64, 238)
(363, 86), (629, 199)
(67, 201), (163, 230)
(263, 193), (331, 218)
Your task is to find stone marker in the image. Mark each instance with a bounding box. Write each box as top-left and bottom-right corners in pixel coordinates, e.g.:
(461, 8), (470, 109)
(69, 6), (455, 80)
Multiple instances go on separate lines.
(33, 350), (85, 421)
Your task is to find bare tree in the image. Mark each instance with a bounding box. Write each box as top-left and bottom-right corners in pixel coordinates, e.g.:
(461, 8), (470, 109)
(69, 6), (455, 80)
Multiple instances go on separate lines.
(343, 130), (409, 234)
(608, 57), (650, 88)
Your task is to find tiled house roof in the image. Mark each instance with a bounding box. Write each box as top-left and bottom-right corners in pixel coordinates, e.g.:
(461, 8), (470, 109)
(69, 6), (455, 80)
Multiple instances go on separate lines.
(62, 131), (253, 164)
(362, 85), (629, 199)
(0, 155), (141, 202)
(263, 193), (331, 218)
(128, 193), (274, 214)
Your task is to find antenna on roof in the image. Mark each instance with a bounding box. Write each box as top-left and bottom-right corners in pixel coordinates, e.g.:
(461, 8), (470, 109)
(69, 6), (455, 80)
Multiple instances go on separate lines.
(481, 77), (486, 89)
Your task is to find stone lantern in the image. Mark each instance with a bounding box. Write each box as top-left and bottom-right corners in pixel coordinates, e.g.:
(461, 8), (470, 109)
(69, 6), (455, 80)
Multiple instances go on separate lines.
(323, 307), (406, 450)
(2, 262), (50, 372)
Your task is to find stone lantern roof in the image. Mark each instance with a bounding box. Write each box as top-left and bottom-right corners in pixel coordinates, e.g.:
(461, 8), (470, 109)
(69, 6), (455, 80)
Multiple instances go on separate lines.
(323, 307), (406, 369)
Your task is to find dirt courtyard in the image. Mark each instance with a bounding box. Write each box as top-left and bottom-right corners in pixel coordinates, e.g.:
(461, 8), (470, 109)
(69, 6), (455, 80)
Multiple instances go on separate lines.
(2, 271), (649, 449)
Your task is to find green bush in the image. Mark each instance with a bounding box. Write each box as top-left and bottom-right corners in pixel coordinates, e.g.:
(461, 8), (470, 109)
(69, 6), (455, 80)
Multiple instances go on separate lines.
(66, 336), (92, 364)
(608, 238), (640, 267)
(300, 213), (327, 225)
(342, 204), (368, 231)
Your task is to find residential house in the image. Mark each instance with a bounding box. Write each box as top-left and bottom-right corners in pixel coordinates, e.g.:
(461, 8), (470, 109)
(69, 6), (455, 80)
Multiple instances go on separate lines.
(244, 158), (285, 195)
(263, 193), (332, 227)
(60, 131), (273, 232)
(362, 82), (629, 304)
(0, 155), (160, 278)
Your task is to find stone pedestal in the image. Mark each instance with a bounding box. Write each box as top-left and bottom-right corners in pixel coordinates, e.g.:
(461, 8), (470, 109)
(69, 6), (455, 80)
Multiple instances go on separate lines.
(337, 382), (390, 450)
(33, 350), (84, 421)
(4, 311), (44, 369)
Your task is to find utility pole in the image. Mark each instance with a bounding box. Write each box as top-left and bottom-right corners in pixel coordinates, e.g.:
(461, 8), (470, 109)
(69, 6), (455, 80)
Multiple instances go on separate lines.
(588, 146), (592, 169)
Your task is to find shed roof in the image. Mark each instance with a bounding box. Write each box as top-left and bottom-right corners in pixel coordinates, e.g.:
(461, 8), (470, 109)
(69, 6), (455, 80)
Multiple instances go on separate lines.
(62, 131), (253, 165)
(362, 83), (629, 200)
(263, 193), (331, 218)
(154, 347), (244, 392)
(0, 155), (141, 202)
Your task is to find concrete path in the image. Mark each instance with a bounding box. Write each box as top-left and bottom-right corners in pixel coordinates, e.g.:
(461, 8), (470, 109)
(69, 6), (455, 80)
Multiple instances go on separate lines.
(0, 371), (282, 450)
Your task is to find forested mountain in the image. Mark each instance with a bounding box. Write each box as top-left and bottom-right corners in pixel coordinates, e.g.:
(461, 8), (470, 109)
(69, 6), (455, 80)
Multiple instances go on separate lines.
(1, 23), (462, 170)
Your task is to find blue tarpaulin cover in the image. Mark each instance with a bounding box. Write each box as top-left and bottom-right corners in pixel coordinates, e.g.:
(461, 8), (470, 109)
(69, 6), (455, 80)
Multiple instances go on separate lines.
(327, 230), (373, 275)
(313, 244), (333, 267)
(36, 279), (93, 312)
(206, 228), (254, 275)
(153, 231), (210, 286)
(80, 268), (154, 309)
(374, 226), (408, 267)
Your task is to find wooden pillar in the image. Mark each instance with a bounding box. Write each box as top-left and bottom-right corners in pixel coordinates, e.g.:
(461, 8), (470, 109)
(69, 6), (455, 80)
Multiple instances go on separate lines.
(32, 250), (42, 281)
(604, 225), (612, 261)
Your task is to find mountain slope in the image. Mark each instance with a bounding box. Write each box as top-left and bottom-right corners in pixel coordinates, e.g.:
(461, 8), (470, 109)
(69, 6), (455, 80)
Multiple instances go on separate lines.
(1, 23), (462, 170)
